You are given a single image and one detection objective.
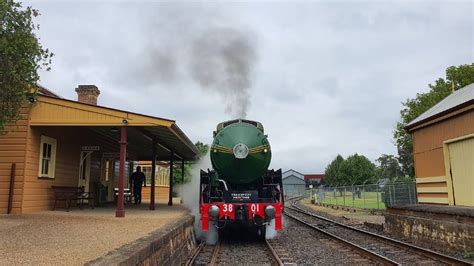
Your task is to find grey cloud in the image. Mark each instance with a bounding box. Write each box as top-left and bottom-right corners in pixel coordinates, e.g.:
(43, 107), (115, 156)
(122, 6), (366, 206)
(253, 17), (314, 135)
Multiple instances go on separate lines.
(30, 1), (473, 174)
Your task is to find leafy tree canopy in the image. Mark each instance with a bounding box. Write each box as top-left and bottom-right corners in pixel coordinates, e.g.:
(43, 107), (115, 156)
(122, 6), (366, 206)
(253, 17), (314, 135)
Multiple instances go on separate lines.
(376, 154), (403, 181)
(195, 141), (209, 156)
(0, 0), (53, 132)
(394, 63), (474, 176)
(173, 141), (209, 185)
(339, 154), (376, 185)
(324, 154), (376, 186)
(324, 154), (344, 186)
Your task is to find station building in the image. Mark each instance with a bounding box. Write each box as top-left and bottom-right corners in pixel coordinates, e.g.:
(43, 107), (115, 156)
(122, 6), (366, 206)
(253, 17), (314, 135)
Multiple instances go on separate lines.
(0, 85), (198, 214)
(282, 169), (306, 196)
(406, 83), (474, 206)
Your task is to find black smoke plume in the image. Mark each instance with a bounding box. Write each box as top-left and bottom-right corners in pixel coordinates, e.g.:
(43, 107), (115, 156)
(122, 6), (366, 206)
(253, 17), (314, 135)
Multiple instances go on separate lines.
(190, 28), (257, 118)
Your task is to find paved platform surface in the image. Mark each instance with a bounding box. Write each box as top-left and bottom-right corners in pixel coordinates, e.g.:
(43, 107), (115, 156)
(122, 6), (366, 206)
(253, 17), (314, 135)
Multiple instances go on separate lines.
(0, 203), (189, 265)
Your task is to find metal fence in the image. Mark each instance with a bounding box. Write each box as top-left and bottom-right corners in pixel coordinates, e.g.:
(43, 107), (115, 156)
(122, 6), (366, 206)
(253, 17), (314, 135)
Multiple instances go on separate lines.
(298, 182), (417, 209)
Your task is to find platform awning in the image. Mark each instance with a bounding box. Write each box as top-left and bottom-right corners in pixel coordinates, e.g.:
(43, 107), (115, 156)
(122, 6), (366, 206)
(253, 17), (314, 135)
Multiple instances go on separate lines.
(30, 95), (199, 160)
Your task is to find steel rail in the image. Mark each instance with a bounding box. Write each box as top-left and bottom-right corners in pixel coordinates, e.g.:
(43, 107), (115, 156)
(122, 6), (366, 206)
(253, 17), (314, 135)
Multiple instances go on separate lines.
(288, 201), (473, 265)
(184, 242), (205, 266)
(265, 239), (284, 266)
(284, 210), (399, 265)
(209, 240), (221, 266)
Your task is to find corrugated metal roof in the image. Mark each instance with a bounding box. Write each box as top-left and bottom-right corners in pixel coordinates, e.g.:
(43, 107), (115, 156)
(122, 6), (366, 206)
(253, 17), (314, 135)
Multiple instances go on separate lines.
(282, 169), (304, 180)
(32, 95), (199, 160)
(407, 83), (474, 128)
(37, 85), (62, 98)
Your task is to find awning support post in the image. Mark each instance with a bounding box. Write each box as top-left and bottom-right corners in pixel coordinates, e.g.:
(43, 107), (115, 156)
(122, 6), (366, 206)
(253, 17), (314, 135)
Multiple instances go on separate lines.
(181, 160), (185, 184)
(116, 126), (127, 218)
(168, 150), (174, 206)
(150, 139), (157, 210)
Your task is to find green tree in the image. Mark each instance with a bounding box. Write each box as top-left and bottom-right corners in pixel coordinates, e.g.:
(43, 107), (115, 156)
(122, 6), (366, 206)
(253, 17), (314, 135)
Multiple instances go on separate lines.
(376, 154), (402, 181)
(173, 141), (209, 185)
(0, 1), (53, 132)
(195, 141), (209, 156)
(394, 63), (474, 176)
(339, 154), (377, 185)
(324, 154), (345, 186)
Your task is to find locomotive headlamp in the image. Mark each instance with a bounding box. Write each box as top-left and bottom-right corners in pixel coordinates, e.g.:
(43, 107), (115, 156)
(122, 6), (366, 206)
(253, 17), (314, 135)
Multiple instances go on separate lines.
(209, 205), (220, 217)
(265, 205), (276, 219)
(233, 143), (249, 159)
(263, 148), (268, 153)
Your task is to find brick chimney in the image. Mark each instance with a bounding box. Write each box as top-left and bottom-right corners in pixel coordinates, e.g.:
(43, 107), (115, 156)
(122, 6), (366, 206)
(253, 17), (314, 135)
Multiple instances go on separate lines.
(75, 85), (100, 105)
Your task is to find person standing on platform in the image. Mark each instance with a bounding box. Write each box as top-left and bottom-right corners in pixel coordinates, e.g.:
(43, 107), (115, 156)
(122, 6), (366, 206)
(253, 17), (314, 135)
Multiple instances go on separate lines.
(130, 166), (146, 204)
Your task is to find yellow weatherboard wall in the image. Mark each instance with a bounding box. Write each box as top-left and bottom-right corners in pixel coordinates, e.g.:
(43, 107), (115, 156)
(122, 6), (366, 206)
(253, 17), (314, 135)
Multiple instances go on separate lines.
(444, 134), (474, 206)
(411, 109), (474, 206)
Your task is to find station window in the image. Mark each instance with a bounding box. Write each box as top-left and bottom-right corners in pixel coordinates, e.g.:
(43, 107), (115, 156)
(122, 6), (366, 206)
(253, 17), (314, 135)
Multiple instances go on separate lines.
(38, 135), (57, 179)
(142, 165), (152, 185)
(139, 164), (170, 186)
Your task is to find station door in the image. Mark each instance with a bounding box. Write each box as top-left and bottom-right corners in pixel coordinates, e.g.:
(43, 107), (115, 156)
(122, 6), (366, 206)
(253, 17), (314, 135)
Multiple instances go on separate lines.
(448, 137), (474, 206)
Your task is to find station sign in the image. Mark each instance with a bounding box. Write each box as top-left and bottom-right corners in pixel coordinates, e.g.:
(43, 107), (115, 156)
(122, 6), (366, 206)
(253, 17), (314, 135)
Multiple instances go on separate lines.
(81, 146), (100, 151)
(102, 152), (129, 159)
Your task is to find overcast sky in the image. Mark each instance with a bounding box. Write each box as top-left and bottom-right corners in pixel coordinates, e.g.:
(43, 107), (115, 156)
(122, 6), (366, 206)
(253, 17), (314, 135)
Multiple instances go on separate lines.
(27, 0), (473, 174)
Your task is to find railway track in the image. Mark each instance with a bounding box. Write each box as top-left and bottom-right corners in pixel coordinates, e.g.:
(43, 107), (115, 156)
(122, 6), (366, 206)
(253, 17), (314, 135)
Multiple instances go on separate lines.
(285, 199), (472, 265)
(185, 238), (288, 265)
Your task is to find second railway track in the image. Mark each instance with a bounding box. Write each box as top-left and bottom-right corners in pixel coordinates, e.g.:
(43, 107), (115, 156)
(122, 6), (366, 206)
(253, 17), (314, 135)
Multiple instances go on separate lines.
(285, 199), (472, 265)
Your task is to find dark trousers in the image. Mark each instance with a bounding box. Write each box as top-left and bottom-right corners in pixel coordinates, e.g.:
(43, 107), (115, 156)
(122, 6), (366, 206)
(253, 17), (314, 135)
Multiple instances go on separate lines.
(134, 186), (142, 204)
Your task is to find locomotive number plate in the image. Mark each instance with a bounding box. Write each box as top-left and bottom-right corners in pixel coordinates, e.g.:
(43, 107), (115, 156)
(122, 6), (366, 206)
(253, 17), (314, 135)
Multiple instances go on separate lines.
(222, 203), (233, 214)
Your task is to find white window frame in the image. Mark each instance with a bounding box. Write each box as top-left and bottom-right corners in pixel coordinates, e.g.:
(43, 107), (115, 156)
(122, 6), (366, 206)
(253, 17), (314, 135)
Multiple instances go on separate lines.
(38, 135), (57, 179)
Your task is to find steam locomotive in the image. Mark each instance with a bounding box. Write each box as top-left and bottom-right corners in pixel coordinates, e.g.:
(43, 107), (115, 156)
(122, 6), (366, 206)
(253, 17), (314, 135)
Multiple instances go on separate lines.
(199, 119), (283, 237)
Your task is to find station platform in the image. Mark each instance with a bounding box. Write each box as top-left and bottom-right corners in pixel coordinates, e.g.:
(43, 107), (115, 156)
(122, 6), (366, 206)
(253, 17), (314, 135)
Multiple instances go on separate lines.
(0, 203), (195, 265)
(385, 204), (474, 254)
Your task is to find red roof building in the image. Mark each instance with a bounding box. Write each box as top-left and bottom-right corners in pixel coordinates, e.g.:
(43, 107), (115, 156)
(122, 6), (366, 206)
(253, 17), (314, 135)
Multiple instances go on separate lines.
(304, 174), (326, 181)
(304, 174), (326, 185)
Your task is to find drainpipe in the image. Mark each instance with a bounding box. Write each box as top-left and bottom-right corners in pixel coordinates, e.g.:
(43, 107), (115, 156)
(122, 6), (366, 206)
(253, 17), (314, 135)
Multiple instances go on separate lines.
(7, 163), (16, 214)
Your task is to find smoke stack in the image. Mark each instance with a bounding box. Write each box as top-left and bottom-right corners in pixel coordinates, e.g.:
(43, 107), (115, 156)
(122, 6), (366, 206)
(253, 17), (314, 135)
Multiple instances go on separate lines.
(75, 85), (100, 105)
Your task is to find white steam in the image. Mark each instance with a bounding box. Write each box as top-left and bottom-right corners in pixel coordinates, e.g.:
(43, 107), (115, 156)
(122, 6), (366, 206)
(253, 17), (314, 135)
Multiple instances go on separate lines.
(265, 219), (277, 239)
(177, 152), (218, 244)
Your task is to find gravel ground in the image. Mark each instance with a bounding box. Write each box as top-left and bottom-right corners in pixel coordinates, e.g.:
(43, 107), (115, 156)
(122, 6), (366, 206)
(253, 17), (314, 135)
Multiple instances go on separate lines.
(0, 203), (189, 265)
(217, 238), (274, 265)
(194, 227), (276, 265)
(300, 199), (385, 227)
(297, 200), (473, 262)
(285, 208), (445, 265)
(275, 217), (376, 265)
